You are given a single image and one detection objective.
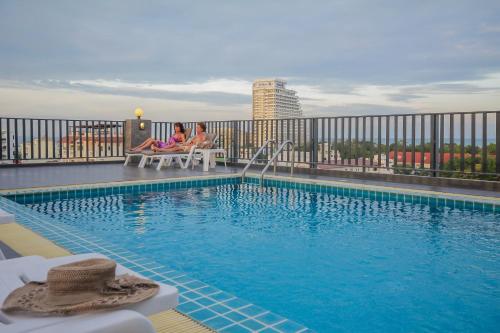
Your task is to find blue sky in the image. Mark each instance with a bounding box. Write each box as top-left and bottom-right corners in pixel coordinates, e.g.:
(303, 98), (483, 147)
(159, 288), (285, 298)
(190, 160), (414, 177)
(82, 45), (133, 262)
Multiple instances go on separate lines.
(0, 0), (499, 121)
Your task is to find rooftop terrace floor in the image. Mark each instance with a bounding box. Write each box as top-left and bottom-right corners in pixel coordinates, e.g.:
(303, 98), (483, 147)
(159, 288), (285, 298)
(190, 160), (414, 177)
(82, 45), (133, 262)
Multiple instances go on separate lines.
(0, 163), (240, 190)
(0, 162), (498, 198)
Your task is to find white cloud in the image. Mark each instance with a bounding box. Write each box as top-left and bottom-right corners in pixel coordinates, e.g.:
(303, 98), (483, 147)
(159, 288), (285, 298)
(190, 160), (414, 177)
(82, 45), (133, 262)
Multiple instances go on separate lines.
(290, 73), (500, 115)
(1, 73), (499, 121)
(68, 78), (253, 96)
(0, 85), (251, 121)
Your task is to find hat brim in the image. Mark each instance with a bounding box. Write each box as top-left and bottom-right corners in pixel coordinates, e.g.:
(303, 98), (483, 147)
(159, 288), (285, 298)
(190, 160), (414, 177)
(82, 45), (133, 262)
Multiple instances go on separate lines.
(2, 274), (159, 316)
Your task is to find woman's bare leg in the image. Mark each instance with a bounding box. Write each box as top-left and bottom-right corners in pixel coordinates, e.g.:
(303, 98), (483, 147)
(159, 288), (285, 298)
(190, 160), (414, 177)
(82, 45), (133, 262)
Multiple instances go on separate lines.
(131, 138), (156, 151)
(131, 138), (153, 150)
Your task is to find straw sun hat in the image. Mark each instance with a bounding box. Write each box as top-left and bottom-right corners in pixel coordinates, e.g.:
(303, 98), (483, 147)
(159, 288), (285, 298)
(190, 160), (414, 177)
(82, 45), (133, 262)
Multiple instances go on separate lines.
(2, 258), (159, 315)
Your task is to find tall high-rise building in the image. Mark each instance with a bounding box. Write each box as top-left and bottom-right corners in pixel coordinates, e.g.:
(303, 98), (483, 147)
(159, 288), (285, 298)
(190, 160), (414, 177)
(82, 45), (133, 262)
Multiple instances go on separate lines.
(252, 79), (302, 120)
(252, 79), (302, 146)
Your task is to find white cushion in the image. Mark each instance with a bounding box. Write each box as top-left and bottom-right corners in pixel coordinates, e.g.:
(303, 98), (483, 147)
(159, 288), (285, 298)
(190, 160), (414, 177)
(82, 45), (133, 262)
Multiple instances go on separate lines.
(0, 209), (15, 224)
(2, 310), (155, 333)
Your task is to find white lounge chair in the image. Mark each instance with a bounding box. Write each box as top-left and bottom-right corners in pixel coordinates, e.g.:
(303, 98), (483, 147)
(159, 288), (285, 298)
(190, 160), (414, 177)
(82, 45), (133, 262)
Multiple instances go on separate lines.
(155, 133), (227, 171)
(124, 128), (192, 167)
(3, 310), (155, 333)
(138, 132), (227, 171)
(139, 147), (195, 170)
(0, 253), (178, 333)
(123, 151), (146, 167)
(154, 145), (197, 171)
(188, 133), (227, 171)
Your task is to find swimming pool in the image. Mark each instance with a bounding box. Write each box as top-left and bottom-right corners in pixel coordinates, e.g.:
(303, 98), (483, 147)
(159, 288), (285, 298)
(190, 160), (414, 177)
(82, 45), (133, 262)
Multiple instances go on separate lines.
(6, 177), (500, 332)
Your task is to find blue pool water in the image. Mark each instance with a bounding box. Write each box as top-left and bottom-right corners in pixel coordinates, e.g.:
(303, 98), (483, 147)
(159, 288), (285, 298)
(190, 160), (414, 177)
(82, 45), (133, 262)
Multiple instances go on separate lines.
(24, 183), (499, 332)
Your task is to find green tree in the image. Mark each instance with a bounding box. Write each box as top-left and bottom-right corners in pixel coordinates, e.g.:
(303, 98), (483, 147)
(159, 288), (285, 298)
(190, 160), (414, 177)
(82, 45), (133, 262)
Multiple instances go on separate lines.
(331, 140), (376, 160)
(440, 157), (498, 181)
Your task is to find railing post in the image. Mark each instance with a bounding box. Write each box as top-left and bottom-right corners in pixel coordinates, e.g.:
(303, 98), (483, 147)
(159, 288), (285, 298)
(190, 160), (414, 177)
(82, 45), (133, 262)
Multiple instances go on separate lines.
(86, 120), (89, 163)
(14, 119), (19, 163)
(496, 111), (500, 174)
(232, 120), (239, 163)
(311, 118), (319, 168)
(122, 121), (126, 157)
(430, 114), (438, 177)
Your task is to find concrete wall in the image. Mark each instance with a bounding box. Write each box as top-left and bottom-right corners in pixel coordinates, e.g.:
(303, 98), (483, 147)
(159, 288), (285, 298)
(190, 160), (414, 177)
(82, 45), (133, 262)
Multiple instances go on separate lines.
(124, 119), (151, 150)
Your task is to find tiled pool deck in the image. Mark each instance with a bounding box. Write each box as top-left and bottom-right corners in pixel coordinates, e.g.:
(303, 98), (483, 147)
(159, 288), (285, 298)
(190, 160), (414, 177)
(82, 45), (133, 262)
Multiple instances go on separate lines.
(1, 164), (499, 332)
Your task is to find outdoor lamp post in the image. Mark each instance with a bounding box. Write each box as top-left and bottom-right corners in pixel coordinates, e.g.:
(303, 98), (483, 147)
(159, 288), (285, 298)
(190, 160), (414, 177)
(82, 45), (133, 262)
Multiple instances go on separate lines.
(134, 108), (145, 130)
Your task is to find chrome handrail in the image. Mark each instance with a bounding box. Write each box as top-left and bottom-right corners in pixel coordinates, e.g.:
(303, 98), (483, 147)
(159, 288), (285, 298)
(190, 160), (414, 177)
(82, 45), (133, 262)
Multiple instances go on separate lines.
(241, 139), (276, 180)
(260, 140), (295, 186)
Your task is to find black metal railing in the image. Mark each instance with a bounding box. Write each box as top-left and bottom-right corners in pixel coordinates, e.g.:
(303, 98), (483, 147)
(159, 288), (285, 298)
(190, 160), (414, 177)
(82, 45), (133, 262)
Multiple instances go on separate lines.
(0, 117), (125, 163)
(2, 111), (499, 180)
(154, 111), (500, 180)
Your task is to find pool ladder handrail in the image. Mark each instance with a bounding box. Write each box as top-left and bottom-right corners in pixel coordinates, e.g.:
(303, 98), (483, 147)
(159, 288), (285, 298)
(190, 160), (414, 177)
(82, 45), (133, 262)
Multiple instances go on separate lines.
(241, 139), (276, 180)
(259, 140), (295, 186)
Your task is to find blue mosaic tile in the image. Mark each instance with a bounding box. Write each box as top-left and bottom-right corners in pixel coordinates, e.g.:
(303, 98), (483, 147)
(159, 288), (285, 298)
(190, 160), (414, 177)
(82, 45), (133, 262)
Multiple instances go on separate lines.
(183, 290), (204, 300)
(171, 274), (194, 283)
(259, 328), (280, 333)
(178, 295), (189, 304)
(203, 315), (234, 329)
(155, 267), (177, 275)
(220, 324), (252, 333)
(211, 291), (235, 302)
(239, 304), (267, 317)
(189, 308), (218, 321)
(196, 297), (217, 307)
(223, 298), (251, 309)
(274, 320), (306, 332)
(224, 311), (248, 322)
(240, 319), (265, 331)
(444, 198), (454, 208)
(197, 285), (220, 295)
(176, 301), (201, 313)
(483, 203), (493, 212)
(185, 280), (208, 289)
(209, 303), (233, 314)
(255, 312), (286, 325)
